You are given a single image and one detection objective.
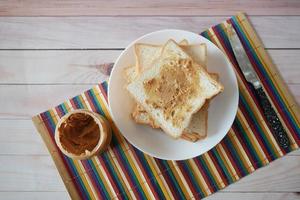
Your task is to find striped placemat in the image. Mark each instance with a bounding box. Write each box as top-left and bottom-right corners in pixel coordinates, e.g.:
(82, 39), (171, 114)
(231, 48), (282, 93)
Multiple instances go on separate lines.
(32, 13), (300, 199)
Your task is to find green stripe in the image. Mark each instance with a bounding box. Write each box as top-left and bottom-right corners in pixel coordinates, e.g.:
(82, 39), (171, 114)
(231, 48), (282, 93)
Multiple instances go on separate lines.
(116, 148), (148, 199)
(240, 92), (278, 158)
(102, 153), (130, 200)
(87, 160), (110, 199)
(162, 163), (186, 199)
(226, 136), (249, 174)
(184, 162), (205, 197)
(234, 118), (264, 167)
(210, 148), (234, 183)
(137, 152), (165, 198)
(197, 157), (220, 191)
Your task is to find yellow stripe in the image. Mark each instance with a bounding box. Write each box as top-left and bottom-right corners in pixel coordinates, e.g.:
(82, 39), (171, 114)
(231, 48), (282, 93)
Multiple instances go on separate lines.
(236, 109), (269, 165)
(239, 87), (282, 158)
(126, 150), (155, 199)
(208, 28), (226, 53)
(93, 158), (117, 198)
(188, 159), (212, 196)
(149, 156), (175, 199)
(78, 164), (99, 199)
(172, 161), (193, 198)
(227, 130), (251, 170)
(166, 161), (190, 198)
(144, 155), (172, 199)
(202, 153), (225, 189)
(230, 130), (255, 173)
(109, 153), (137, 200)
(215, 144), (239, 181)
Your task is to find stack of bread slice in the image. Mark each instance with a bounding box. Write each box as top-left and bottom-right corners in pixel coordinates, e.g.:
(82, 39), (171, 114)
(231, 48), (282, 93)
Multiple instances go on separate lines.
(125, 39), (223, 142)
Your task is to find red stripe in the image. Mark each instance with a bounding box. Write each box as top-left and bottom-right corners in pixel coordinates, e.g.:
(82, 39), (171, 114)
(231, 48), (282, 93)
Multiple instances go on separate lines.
(219, 140), (242, 178)
(207, 151), (229, 186)
(231, 125), (258, 169)
(192, 158), (216, 192)
(154, 160), (180, 199)
(80, 163), (104, 200)
(54, 106), (63, 117)
(84, 91), (98, 112)
(97, 156), (122, 196)
(129, 146), (161, 199)
(176, 162), (199, 197)
(111, 149), (140, 199)
(98, 84), (108, 102)
(69, 99), (77, 109)
(238, 101), (274, 159)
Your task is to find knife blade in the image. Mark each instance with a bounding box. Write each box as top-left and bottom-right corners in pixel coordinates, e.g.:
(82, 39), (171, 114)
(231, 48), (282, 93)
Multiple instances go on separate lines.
(227, 23), (290, 149)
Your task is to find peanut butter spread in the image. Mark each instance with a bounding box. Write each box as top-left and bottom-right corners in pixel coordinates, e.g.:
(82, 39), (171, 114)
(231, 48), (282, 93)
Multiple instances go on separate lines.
(58, 113), (100, 155)
(143, 58), (200, 127)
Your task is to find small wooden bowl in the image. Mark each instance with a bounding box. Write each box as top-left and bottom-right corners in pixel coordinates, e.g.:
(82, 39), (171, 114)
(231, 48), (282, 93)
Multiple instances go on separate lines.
(55, 109), (112, 160)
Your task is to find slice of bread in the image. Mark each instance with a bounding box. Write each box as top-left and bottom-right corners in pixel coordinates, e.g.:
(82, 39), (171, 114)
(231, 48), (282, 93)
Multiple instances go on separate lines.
(135, 40), (192, 73)
(127, 39), (223, 138)
(132, 41), (209, 141)
(132, 73), (218, 141)
(183, 73), (219, 139)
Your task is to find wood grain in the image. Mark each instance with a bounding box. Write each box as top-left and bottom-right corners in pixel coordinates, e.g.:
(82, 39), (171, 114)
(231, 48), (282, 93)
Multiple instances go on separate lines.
(0, 50), (298, 84)
(0, 16), (299, 49)
(0, 155), (65, 191)
(0, 155), (299, 192)
(0, 192), (69, 200)
(0, 120), (48, 155)
(0, 0), (299, 16)
(0, 85), (94, 119)
(206, 192), (300, 200)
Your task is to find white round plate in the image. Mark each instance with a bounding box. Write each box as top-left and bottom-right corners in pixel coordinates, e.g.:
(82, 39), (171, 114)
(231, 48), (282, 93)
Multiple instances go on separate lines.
(108, 29), (238, 160)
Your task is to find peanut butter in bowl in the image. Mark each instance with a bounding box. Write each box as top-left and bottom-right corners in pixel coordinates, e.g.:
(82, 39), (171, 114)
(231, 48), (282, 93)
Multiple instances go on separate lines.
(55, 109), (112, 160)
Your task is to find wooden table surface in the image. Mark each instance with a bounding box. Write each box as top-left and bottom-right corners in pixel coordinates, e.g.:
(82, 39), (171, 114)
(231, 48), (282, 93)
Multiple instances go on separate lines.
(0, 1), (299, 199)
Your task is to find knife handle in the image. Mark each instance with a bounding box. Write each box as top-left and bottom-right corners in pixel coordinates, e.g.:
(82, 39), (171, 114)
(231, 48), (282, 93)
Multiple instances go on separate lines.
(255, 87), (290, 149)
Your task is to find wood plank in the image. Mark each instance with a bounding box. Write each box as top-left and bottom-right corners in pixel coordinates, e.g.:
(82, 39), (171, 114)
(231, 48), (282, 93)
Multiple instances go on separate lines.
(206, 192), (300, 200)
(0, 0), (299, 16)
(223, 156), (300, 192)
(1, 192), (299, 200)
(0, 50), (117, 84)
(0, 50), (298, 84)
(0, 155), (65, 191)
(0, 192), (69, 200)
(0, 120), (48, 155)
(0, 85), (94, 119)
(0, 84), (298, 120)
(0, 155), (299, 192)
(271, 50), (300, 84)
(0, 16), (300, 49)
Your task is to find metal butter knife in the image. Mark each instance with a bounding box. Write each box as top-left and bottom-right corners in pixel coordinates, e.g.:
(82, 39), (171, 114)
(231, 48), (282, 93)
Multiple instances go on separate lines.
(227, 23), (290, 149)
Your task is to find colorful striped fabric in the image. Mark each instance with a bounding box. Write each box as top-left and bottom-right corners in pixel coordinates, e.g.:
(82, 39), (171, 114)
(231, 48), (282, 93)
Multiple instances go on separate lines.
(32, 13), (300, 199)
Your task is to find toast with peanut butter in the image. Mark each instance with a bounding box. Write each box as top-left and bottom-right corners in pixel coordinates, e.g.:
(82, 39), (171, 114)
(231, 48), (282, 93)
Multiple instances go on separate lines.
(127, 39), (223, 138)
(133, 41), (209, 140)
